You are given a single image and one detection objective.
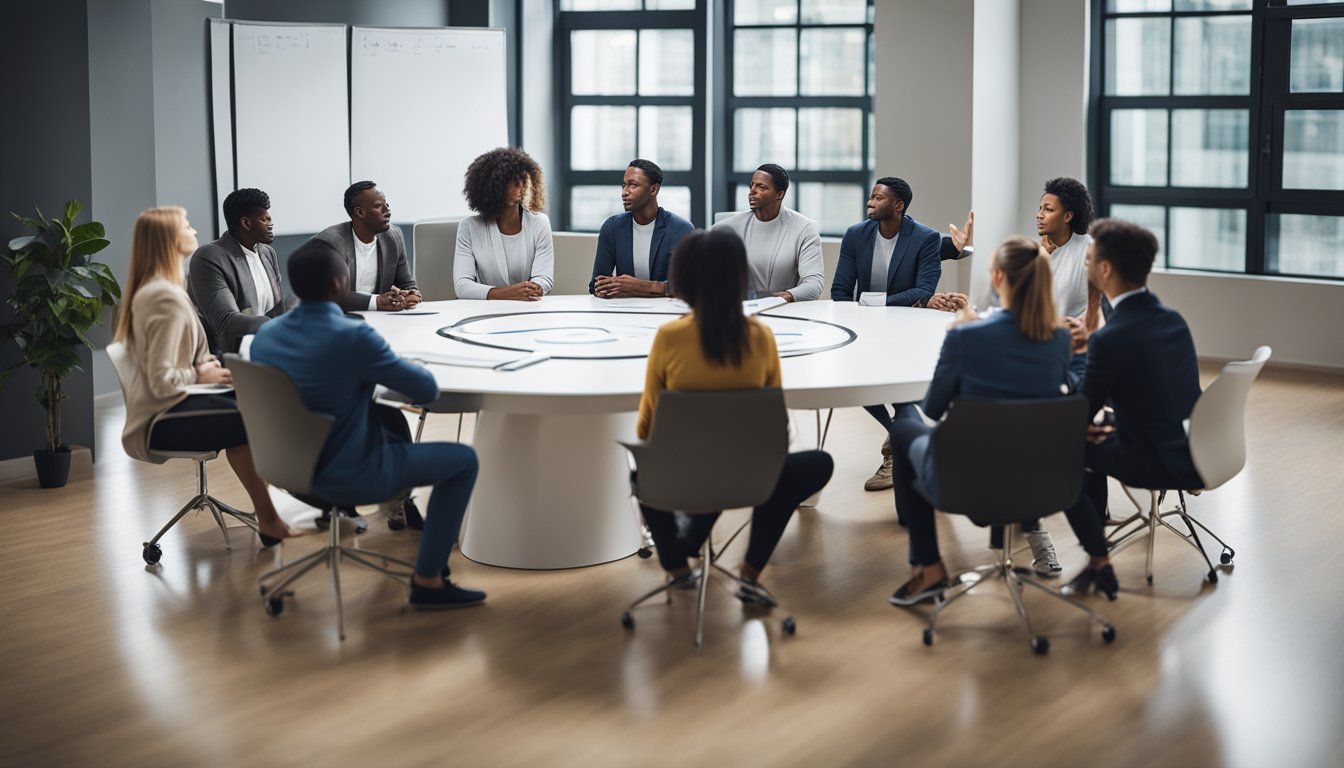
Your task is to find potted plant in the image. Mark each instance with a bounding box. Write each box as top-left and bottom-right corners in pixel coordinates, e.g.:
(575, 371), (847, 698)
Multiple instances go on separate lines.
(2, 200), (120, 488)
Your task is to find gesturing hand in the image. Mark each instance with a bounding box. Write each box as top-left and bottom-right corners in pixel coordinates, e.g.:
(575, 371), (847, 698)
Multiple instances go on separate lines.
(1041, 234), (1058, 254)
(949, 210), (974, 251)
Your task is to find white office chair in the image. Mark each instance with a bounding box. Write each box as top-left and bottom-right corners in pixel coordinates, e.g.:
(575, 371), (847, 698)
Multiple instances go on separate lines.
(227, 355), (418, 640)
(106, 342), (259, 564)
(712, 211), (734, 224)
(411, 217), (460, 301)
(1107, 346), (1272, 585)
(619, 389), (793, 649)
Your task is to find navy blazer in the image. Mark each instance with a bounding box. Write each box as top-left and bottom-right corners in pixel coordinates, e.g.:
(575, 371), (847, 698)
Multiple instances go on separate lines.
(830, 216), (942, 306)
(250, 301), (439, 503)
(588, 208), (694, 294)
(911, 311), (1071, 505)
(1081, 290), (1201, 484)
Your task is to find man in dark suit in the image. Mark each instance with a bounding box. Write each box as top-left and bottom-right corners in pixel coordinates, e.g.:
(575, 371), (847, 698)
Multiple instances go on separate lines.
(314, 181), (421, 313)
(830, 178), (942, 496)
(188, 188), (286, 354)
(250, 239), (485, 608)
(589, 159), (694, 298)
(1066, 218), (1203, 595)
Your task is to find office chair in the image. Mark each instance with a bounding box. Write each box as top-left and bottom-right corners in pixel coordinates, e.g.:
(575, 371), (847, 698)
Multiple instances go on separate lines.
(917, 396), (1116, 655)
(106, 342), (260, 564)
(619, 389), (793, 649)
(226, 356), (418, 640)
(1107, 346), (1271, 585)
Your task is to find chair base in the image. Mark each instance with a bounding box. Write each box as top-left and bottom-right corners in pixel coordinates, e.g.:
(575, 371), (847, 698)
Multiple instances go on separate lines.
(921, 528), (1116, 655)
(1107, 488), (1234, 585)
(141, 459), (259, 565)
(257, 508), (416, 640)
(620, 527), (795, 649)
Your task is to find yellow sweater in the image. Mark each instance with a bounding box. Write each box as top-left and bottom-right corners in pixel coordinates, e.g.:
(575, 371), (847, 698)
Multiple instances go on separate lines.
(637, 314), (781, 440)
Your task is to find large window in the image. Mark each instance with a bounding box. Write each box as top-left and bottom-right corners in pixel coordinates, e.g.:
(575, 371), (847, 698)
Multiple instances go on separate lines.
(1092, 0), (1344, 279)
(557, 1), (705, 230)
(556, 0), (875, 235)
(725, 0), (875, 235)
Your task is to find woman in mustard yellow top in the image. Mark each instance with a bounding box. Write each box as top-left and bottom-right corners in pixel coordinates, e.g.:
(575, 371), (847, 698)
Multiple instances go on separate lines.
(636, 229), (833, 607)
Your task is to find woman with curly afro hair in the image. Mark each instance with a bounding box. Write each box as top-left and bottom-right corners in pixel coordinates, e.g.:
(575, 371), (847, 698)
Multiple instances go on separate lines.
(1035, 176), (1095, 319)
(452, 147), (555, 300)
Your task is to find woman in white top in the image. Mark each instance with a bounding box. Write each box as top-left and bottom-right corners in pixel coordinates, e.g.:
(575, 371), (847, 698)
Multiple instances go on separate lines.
(1035, 177), (1096, 320)
(453, 147), (555, 301)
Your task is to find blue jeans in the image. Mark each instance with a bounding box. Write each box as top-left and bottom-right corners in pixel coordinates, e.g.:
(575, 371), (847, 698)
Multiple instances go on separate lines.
(384, 441), (480, 578)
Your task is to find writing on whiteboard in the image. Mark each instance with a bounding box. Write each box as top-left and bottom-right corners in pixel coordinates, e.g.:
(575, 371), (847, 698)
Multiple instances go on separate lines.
(236, 30), (315, 54)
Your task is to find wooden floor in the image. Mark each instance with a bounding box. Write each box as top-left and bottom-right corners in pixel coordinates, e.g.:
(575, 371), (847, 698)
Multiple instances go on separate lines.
(2, 362), (1342, 768)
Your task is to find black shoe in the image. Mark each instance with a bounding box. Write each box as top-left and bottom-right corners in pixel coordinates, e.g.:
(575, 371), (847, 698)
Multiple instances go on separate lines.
(409, 578), (486, 609)
(258, 532), (281, 548)
(889, 574), (949, 606)
(1063, 564), (1119, 601)
(736, 577), (778, 608)
(403, 497), (424, 531)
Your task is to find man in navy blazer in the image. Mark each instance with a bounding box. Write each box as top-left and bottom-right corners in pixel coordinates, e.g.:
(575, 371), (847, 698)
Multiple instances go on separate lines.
(1070, 218), (1202, 538)
(590, 159), (694, 298)
(250, 239), (486, 608)
(830, 178), (943, 495)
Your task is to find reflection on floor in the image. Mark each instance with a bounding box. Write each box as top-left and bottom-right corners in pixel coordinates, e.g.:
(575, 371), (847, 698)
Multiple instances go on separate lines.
(1, 363), (1341, 767)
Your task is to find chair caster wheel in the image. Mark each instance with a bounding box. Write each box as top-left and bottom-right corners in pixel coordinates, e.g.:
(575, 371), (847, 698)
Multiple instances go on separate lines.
(620, 611), (634, 630)
(1220, 548), (1233, 565)
(1206, 569), (1218, 584)
(258, 584), (267, 596)
(782, 617), (796, 636)
(1146, 575), (1154, 585)
(1031, 636), (1049, 655)
(1101, 624), (1117, 644)
(637, 547), (652, 559)
(265, 597), (284, 616)
(922, 628), (934, 646)
(142, 543), (162, 565)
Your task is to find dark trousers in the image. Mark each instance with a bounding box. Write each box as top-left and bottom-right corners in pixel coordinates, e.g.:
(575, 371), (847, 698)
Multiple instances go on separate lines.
(374, 403), (414, 444)
(1071, 436), (1202, 524)
(641, 450), (834, 574)
(864, 402), (921, 432)
(890, 420), (1109, 567)
(148, 394), (248, 451)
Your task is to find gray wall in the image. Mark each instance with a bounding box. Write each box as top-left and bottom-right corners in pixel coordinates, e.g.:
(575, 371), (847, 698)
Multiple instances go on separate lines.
(0, 0), (97, 462)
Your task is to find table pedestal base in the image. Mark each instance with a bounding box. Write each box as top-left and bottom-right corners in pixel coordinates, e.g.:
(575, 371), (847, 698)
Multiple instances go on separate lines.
(462, 411), (643, 569)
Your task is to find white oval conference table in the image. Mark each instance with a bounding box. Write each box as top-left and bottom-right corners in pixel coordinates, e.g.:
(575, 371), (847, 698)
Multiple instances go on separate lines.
(359, 295), (952, 569)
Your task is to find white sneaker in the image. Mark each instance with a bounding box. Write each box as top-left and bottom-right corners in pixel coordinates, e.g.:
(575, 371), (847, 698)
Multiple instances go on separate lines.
(1025, 530), (1063, 577)
(864, 455), (894, 491)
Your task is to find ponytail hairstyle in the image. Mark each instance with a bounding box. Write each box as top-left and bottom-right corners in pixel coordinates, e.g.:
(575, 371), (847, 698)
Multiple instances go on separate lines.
(115, 206), (188, 342)
(992, 235), (1060, 343)
(669, 228), (751, 367)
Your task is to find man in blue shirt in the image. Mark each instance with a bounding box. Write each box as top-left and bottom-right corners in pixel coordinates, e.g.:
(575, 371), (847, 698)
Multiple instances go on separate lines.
(589, 159), (694, 299)
(251, 239), (486, 608)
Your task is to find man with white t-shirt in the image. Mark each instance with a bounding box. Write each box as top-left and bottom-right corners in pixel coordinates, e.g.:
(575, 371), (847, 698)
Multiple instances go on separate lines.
(188, 187), (288, 355)
(314, 181), (421, 313)
(829, 177), (943, 501)
(590, 159), (694, 298)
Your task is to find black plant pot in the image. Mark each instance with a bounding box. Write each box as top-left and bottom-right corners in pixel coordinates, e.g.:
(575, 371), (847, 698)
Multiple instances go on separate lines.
(33, 447), (72, 489)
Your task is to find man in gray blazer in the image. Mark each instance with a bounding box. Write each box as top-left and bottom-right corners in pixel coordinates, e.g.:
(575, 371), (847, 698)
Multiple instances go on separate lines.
(314, 181), (421, 313)
(188, 188), (286, 354)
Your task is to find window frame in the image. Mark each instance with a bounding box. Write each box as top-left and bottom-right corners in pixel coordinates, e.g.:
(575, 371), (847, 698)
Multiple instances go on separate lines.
(555, 2), (708, 231)
(1089, 0), (1344, 280)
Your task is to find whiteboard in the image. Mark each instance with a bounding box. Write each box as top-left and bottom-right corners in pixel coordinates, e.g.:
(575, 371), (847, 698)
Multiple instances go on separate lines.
(232, 23), (350, 236)
(208, 20), (234, 240)
(350, 27), (509, 224)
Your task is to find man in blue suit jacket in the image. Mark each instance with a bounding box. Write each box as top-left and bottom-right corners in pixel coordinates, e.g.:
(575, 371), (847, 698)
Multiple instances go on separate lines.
(250, 239), (486, 608)
(1069, 219), (1202, 566)
(830, 178), (943, 495)
(590, 159), (694, 298)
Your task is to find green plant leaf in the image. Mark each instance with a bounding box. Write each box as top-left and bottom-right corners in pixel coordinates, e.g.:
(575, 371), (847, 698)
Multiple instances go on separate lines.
(70, 221), (105, 242)
(63, 200), (81, 226)
(70, 237), (109, 258)
(7, 235), (36, 252)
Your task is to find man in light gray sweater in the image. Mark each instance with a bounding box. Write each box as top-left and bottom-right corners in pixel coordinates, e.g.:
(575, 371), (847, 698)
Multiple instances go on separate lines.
(712, 164), (823, 302)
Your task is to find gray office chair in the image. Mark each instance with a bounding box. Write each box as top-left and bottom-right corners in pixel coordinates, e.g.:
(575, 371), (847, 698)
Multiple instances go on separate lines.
(106, 342), (259, 564)
(619, 389), (791, 649)
(1107, 346), (1271, 585)
(226, 356), (418, 640)
(919, 396), (1116, 655)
